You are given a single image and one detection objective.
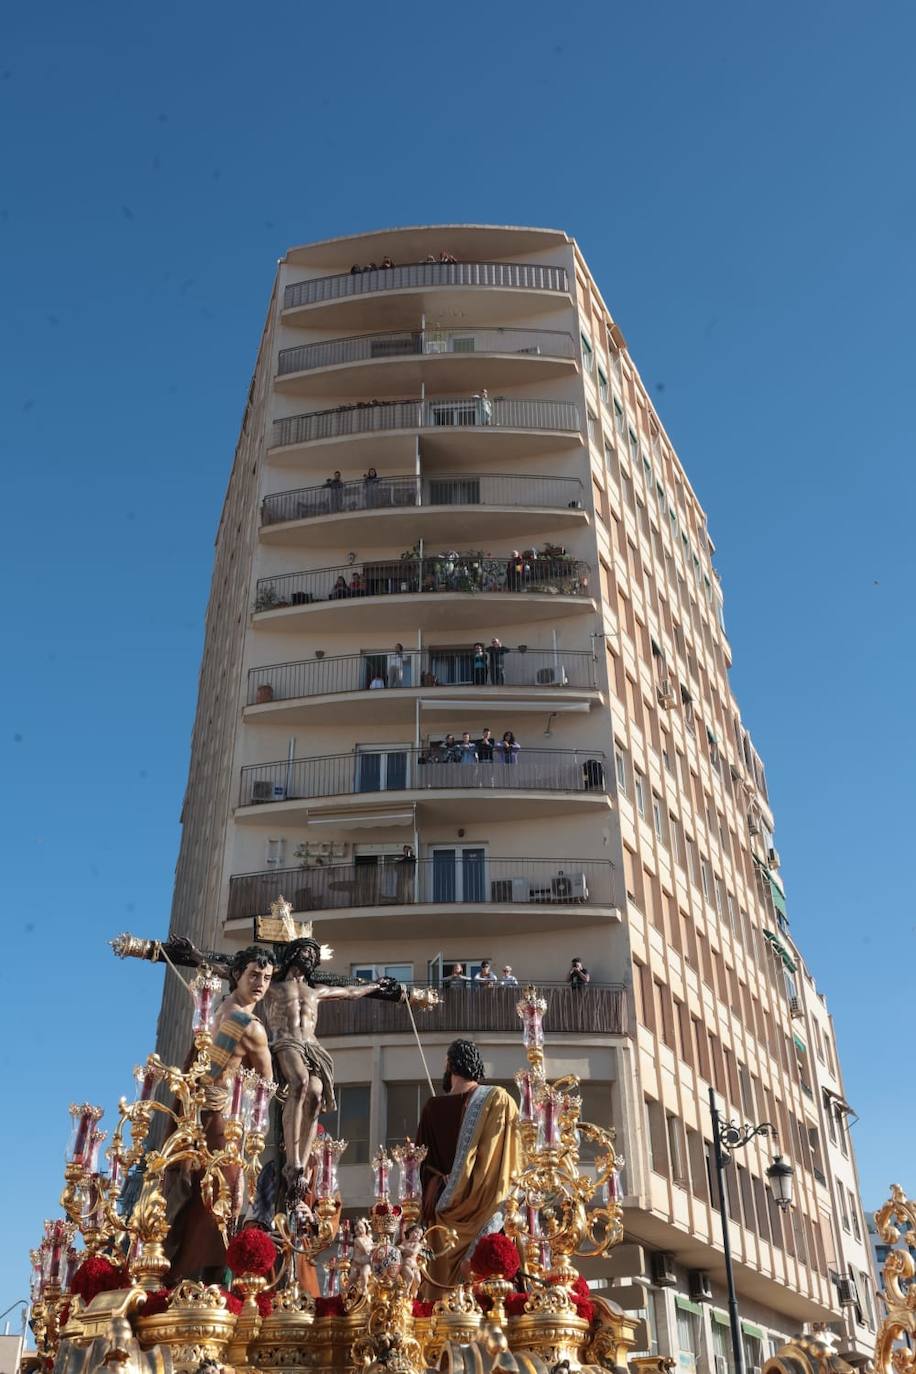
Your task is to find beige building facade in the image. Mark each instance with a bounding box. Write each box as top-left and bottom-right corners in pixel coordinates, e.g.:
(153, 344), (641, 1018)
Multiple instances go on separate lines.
(157, 225), (874, 1370)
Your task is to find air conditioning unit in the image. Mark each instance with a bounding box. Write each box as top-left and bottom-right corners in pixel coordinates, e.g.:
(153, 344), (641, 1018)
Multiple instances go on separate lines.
(657, 681), (676, 708)
(688, 1269), (713, 1303)
(789, 996), (803, 1019)
(552, 872), (589, 903)
(747, 814), (761, 835)
(836, 1277), (857, 1306)
(252, 780), (286, 803)
(511, 877), (531, 903)
(768, 847), (781, 869)
(536, 667), (569, 686)
(650, 1251), (677, 1287)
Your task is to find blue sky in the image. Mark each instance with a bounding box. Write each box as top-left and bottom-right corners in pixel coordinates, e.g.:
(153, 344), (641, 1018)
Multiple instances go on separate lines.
(2, 0), (914, 1311)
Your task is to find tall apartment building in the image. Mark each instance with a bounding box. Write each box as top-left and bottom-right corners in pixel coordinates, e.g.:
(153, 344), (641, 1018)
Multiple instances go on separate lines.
(157, 225), (874, 1372)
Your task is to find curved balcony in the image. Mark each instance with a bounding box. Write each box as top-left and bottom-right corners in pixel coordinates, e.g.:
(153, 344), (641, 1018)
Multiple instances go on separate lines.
(268, 396), (581, 468)
(226, 857), (617, 938)
(237, 747), (609, 824)
(259, 472), (587, 547)
(281, 260), (570, 329)
(275, 327), (576, 396)
(315, 982), (628, 1040)
(252, 555), (593, 631)
(245, 648), (599, 725)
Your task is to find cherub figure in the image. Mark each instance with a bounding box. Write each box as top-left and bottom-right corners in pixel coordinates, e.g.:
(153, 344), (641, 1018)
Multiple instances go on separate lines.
(347, 1217), (373, 1296)
(398, 1224), (425, 1297)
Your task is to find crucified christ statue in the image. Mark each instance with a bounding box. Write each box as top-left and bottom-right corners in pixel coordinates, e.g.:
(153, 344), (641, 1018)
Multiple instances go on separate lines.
(261, 936), (401, 1194)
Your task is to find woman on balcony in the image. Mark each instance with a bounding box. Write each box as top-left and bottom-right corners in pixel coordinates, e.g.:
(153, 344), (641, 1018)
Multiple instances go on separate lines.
(495, 730), (520, 765)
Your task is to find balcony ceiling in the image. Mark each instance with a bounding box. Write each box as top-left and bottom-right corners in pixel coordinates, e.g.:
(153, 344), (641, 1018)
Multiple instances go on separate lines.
(281, 284), (571, 331)
(243, 686), (602, 727)
(283, 224), (570, 271)
(274, 349), (577, 398)
(267, 425), (583, 470)
(252, 591), (597, 633)
(259, 503), (589, 548)
(234, 788), (611, 827)
(226, 901), (618, 942)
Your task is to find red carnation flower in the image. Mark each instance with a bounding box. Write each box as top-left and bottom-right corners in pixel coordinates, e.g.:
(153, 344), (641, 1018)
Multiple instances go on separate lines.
(571, 1275), (590, 1300)
(71, 1257), (130, 1305)
(315, 1295), (346, 1317)
(505, 1293), (529, 1316)
(220, 1288), (243, 1316)
(226, 1226), (278, 1277)
(469, 1234), (521, 1280)
(139, 1289), (171, 1318)
(572, 1294), (595, 1323)
(411, 1299), (436, 1318)
(58, 1303), (71, 1329)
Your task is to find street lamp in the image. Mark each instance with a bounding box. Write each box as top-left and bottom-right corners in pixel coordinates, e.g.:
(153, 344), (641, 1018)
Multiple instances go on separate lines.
(708, 1088), (794, 1374)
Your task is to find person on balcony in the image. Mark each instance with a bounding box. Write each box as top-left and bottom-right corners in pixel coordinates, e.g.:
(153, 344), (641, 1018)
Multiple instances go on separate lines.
(363, 466), (381, 508)
(487, 637), (506, 684)
(499, 965), (518, 986)
(348, 571), (366, 596)
(567, 957), (591, 990)
(474, 959), (498, 987)
(325, 470), (344, 513)
(330, 575), (350, 600)
(444, 962), (470, 988)
(471, 642), (488, 685)
(396, 843), (416, 903)
(458, 731), (478, 764)
(387, 643), (407, 689)
(475, 388), (492, 426)
(441, 733), (461, 763)
(477, 727), (495, 761)
(495, 730), (520, 765)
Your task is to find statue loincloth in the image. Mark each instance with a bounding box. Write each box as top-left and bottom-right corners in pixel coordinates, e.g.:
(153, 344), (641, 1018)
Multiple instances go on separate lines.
(271, 1034), (336, 1112)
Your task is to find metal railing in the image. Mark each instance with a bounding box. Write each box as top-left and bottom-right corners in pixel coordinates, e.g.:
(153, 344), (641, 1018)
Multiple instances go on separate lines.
(316, 981), (628, 1038)
(261, 472), (583, 526)
(228, 857), (614, 919)
(277, 326), (575, 376)
(272, 396), (580, 448)
(239, 747), (607, 806)
(247, 647), (597, 704)
(283, 261), (570, 310)
(254, 556), (590, 611)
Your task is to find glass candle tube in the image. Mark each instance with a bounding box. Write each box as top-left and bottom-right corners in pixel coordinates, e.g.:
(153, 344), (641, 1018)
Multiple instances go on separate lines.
(515, 1070), (535, 1122)
(251, 1076), (276, 1134)
(68, 1105), (103, 1165)
(372, 1148), (392, 1200)
(540, 1088), (562, 1148)
(190, 971), (222, 1034)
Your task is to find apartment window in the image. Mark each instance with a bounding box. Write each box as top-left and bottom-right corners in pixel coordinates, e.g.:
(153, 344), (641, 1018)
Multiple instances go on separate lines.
(352, 961), (414, 984)
(849, 1189), (862, 1241)
(578, 1081), (614, 1161)
(712, 1318), (734, 1374)
(319, 1083), (371, 1164)
(738, 1062), (755, 1119)
(645, 1096), (667, 1174)
(654, 979), (673, 1046)
(667, 1114), (688, 1186)
(676, 1302), (699, 1369)
(652, 793), (666, 842)
(685, 833), (699, 885)
(628, 427), (639, 463)
(680, 683), (695, 731)
(581, 332), (594, 371)
(839, 1186), (850, 1232)
(743, 1333), (763, 1373)
(687, 1127), (709, 1200)
(385, 1081), (429, 1148)
(634, 768), (646, 817)
(597, 367), (609, 404)
(604, 442), (619, 483)
(615, 746), (628, 794)
(614, 396), (625, 436)
(700, 857), (712, 902)
(669, 811), (683, 865)
(587, 409), (598, 444)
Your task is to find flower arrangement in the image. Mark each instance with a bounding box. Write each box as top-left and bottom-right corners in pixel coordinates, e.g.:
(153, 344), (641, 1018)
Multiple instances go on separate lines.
(505, 1292), (528, 1316)
(315, 1294), (346, 1318)
(70, 1256), (129, 1305)
(256, 1292), (273, 1319)
(220, 1288), (244, 1316)
(411, 1299), (436, 1318)
(373, 1203), (402, 1217)
(468, 1233), (521, 1280)
(138, 1289), (172, 1318)
(226, 1226), (277, 1277)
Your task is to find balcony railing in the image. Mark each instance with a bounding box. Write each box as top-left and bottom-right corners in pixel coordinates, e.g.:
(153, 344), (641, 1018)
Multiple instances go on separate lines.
(228, 857), (614, 919)
(272, 397), (580, 448)
(316, 981), (628, 1038)
(283, 261), (570, 311)
(261, 472), (583, 526)
(277, 326), (576, 376)
(239, 747), (608, 806)
(254, 556), (590, 611)
(247, 648), (597, 704)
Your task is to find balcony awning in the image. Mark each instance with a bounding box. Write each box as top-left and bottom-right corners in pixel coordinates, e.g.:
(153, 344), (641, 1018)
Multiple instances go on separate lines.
(675, 1296), (703, 1317)
(741, 1320), (765, 1340)
(711, 1311), (730, 1328)
(307, 809), (415, 829)
(419, 698), (590, 713)
(793, 1032), (807, 1055)
(768, 877), (788, 918)
(763, 928), (797, 972)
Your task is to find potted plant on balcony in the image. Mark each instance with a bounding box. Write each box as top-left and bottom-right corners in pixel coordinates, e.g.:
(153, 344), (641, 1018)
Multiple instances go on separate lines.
(255, 683), (274, 704)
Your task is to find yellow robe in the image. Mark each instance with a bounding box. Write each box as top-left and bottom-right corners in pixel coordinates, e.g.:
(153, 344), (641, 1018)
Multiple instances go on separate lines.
(426, 1084), (522, 1291)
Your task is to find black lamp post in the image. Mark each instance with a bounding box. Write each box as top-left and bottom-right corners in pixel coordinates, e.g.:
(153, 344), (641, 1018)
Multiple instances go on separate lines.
(708, 1088), (794, 1374)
